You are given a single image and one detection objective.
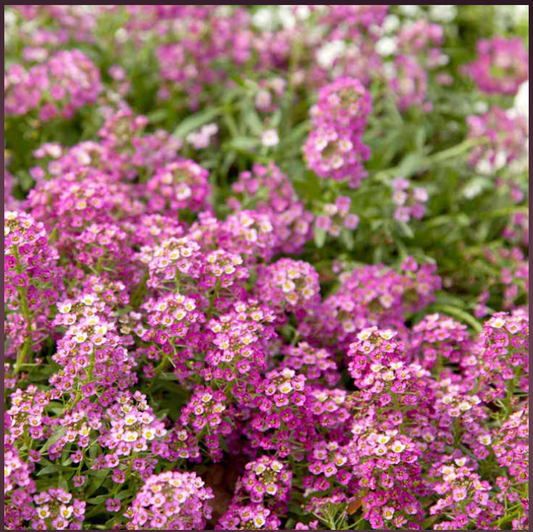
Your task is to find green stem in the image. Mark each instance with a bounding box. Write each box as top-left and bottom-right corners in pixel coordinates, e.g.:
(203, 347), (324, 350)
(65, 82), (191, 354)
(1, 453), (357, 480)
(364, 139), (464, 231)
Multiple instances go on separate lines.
(373, 138), (484, 182)
(13, 249), (33, 374)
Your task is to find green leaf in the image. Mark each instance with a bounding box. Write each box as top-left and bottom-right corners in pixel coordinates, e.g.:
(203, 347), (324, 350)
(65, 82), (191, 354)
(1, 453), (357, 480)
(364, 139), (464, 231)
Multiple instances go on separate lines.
(173, 107), (222, 138)
(229, 73), (247, 87)
(340, 229), (354, 250)
(314, 226), (327, 248)
(225, 137), (261, 151)
(85, 469), (111, 498)
(397, 221), (414, 239)
(36, 465), (60, 476)
(292, 171), (322, 202)
(87, 494), (110, 505)
(396, 152), (425, 178)
(40, 427), (67, 453)
(433, 305), (483, 333)
(146, 109), (168, 124)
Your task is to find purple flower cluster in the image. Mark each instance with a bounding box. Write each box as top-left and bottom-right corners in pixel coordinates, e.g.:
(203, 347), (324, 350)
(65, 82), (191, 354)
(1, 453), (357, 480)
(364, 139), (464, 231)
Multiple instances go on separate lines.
(304, 77), (372, 188)
(3, 5), (529, 531)
(463, 36), (529, 95)
(467, 107), (529, 176)
(124, 471), (213, 530)
(391, 177), (428, 223)
(5, 49), (102, 120)
(229, 163), (313, 254)
(315, 196), (359, 237)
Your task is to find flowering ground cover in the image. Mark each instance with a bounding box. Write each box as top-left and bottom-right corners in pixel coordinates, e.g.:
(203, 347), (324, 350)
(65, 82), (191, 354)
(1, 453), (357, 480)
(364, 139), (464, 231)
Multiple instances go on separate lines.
(3, 5), (529, 531)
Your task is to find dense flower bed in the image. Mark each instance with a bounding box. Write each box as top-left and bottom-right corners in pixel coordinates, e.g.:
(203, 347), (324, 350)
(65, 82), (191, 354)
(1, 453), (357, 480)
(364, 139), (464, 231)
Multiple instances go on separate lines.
(4, 5), (529, 531)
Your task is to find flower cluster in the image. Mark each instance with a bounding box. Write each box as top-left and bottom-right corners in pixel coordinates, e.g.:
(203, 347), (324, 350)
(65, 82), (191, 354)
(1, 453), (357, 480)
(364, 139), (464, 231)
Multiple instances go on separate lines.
(467, 107), (529, 176)
(303, 259), (441, 350)
(397, 54), (433, 109)
(5, 49), (102, 119)
(280, 342), (340, 387)
(429, 457), (503, 530)
(145, 160), (211, 218)
(477, 310), (529, 402)
(4, 211), (59, 361)
(29, 488), (86, 531)
(256, 259), (320, 317)
(179, 386), (234, 462)
(304, 77), (372, 188)
(124, 471), (214, 530)
(228, 162), (313, 254)
(238, 457), (292, 506)
(463, 36), (529, 95)
(216, 502), (281, 530)
(315, 196), (359, 237)
(410, 313), (472, 371)
(390, 177), (428, 223)
(3, 5), (529, 532)
(492, 405), (529, 484)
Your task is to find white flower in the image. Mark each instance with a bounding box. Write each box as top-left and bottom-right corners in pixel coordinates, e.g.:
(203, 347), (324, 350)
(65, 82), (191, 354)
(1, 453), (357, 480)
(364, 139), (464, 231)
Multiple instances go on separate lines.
(475, 158), (494, 176)
(462, 180), (484, 199)
(473, 101), (489, 114)
(376, 37), (397, 57)
(278, 5), (296, 29)
(391, 440), (406, 453)
(383, 15), (400, 34)
(261, 129), (279, 147)
(252, 8), (276, 31)
(316, 40), (346, 69)
(514, 80), (529, 119)
(399, 5), (421, 17)
(478, 434), (492, 446)
(58, 302), (72, 314)
(429, 5), (457, 22)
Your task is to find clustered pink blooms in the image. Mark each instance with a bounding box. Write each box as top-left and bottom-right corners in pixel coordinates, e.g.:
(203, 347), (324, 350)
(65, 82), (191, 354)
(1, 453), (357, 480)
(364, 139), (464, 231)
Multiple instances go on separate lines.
(410, 313), (472, 372)
(301, 258), (442, 350)
(380, 18), (448, 112)
(429, 456), (503, 530)
(463, 36), (529, 95)
(476, 310), (529, 403)
(153, 7), (252, 107)
(319, 5), (389, 38)
(11, 5), (110, 46)
(145, 160), (211, 218)
(493, 404), (529, 485)
(124, 471), (214, 530)
(304, 77), (372, 188)
(3, 5), (529, 531)
(315, 196), (359, 237)
(467, 106), (529, 175)
(391, 177), (428, 223)
(216, 502), (281, 530)
(239, 457), (292, 506)
(4, 443), (36, 529)
(228, 162), (313, 254)
(4, 211), (60, 361)
(5, 49), (103, 120)
(396, 18), (445, 65)
(280, 342), (340, 387)
(255, 258), (320, 319)
(388, 54), (431, 112)
(4, 450), (86, 532)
